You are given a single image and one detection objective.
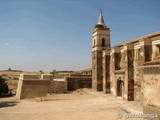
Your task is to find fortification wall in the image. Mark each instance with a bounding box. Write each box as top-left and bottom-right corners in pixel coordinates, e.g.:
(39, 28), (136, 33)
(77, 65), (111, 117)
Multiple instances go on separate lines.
(66, 76), (92, 91)
(48, 79), (67, 93)
(16, 74), (52, 99)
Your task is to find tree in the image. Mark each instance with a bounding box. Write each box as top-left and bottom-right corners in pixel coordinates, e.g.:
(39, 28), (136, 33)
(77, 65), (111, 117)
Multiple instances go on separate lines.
(0, 75), (9, 96)
(39, 70), (44, 74)
(8, 68), (11, 71)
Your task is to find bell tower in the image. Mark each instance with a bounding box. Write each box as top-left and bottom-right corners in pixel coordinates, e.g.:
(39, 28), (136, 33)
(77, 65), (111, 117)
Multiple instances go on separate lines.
(92, 10), (110, 91)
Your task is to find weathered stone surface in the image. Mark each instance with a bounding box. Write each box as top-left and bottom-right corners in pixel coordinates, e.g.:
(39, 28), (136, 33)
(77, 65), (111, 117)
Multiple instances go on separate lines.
(143, 68), (160, 116)
(114, 53), (121, 70)
(41, 74), (53, 80)
(48, 79), (67, 93)
(20, 74), (39, 79)
(66, 77), (92, 91)
(16, 74), (52, 100)
(92, 13), (160, 112)
(92, 15), (110, 92)
(103, 54), (110, 93)
(134, 46), (144, 102)
(110, 51), (116, 96)
(92, 50), (103, 91)
(126, 49), (134, 101)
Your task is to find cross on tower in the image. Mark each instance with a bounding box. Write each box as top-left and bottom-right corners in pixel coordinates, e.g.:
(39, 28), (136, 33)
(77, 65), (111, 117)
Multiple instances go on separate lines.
(100, 9), (103, 15)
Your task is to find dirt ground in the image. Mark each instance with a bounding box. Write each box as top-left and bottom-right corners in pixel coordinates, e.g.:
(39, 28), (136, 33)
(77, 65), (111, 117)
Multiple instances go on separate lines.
(0, 89), (143, 120)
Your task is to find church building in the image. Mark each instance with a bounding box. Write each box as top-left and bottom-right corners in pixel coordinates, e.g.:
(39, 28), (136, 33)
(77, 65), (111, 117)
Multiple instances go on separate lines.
(92, 11), (160, 114)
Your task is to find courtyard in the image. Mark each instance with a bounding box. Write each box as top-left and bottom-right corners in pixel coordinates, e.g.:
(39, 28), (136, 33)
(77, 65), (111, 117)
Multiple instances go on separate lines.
(0, 89), (143, 120)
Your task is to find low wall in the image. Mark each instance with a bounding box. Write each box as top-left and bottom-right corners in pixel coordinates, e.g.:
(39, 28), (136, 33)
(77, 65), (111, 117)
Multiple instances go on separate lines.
(143, 66), (160, 117)
(66, 77), (92, 91)
(69, 74), (92, 77)
(48, 79), (67, 93)
(16, 74), (52, 99)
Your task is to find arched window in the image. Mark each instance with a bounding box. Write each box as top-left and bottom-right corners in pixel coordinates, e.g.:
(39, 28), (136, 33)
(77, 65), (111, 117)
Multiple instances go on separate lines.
(102, 38), (105, 47)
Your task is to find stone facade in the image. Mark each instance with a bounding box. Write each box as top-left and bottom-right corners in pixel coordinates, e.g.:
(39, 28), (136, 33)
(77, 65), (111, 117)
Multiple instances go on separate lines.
(92, 12), (160, 106)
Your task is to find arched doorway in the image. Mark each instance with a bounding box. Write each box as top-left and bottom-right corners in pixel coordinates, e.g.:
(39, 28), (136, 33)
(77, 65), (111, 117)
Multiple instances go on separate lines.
(117, 77), (123, 97)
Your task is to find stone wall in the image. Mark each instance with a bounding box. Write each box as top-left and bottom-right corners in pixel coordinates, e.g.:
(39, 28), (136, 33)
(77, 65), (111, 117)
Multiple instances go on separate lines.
(66, 77), (92, 91)
(92, 50), (103, 91)
(92, 51), (96, 90)
(134, 47), (143, 102)
(133, 39), (152, 102)
(109, 36), (159, 102)
(110, 50), (121, 96)
(102, 50), (110, 93)
(110, 45), (135, 101)
(125, 45), (134, 101)
(143, 66), (160, 116)
(48, 79), (67, 93)
(16, 74), (52, 99)
(110, 49), (116, 96)
(91, 16), (160, 103)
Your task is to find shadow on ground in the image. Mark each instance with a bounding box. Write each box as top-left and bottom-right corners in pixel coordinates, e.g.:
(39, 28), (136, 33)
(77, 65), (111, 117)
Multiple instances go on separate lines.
(0, 101), (19, 108)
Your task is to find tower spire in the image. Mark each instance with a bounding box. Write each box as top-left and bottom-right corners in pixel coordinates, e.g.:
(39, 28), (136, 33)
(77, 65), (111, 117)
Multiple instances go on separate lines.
(97, 9), (105, 26)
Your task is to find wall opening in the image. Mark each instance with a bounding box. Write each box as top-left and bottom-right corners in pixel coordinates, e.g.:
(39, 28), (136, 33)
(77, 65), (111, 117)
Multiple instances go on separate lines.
(117, 77), (123, 97)
(102, 38), (105, 47)
(115, 53), (121, 70)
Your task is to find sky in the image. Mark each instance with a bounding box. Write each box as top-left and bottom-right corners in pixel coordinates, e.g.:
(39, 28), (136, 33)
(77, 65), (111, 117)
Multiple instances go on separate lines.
(0, 0), (160, 71)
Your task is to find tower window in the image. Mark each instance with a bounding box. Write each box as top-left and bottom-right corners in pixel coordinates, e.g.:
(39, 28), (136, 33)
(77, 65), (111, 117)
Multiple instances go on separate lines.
(102, 38), (105, 47)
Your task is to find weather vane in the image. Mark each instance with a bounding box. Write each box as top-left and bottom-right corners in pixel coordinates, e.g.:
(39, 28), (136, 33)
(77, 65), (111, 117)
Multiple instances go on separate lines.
(100, 9), (103, 15)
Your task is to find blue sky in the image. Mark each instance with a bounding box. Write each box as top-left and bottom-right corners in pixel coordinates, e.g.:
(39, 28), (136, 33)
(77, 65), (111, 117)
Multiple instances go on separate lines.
(0, 0), (160, 71)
